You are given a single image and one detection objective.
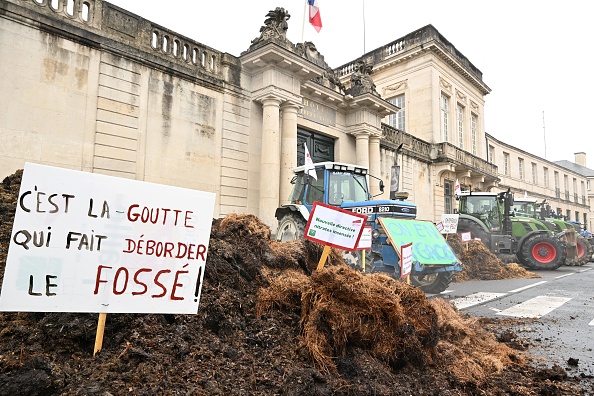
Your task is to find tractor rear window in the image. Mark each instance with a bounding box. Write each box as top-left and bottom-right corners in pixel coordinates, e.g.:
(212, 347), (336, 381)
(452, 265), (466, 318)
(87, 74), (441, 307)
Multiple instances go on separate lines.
(328, 171), (369, 204)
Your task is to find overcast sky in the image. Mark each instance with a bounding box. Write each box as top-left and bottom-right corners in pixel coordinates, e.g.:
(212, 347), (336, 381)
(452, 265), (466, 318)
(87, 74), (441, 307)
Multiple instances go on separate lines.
(109, 0), (594, 169)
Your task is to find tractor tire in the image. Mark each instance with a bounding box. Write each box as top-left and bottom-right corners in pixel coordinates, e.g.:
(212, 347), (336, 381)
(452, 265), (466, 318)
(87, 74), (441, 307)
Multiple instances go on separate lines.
(343, 250), (374, 273)
(457, 219), (489, 244)
(575, 235), (594, 266)
(519, 234), (565, 270)
(410, 271), (453, 294)
(276, 214), (306, 242)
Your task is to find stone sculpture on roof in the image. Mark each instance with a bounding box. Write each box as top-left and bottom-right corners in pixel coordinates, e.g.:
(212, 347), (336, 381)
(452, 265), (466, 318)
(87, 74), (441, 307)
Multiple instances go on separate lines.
(245, 6), (377, 97)
(247, 7), (294, 52)
(346, 59), (380, 97)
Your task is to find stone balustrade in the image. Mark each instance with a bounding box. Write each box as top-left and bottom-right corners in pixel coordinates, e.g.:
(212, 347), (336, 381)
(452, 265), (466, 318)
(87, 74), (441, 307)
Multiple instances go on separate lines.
(16, 0), (223, 79)
(337, 25), (484, 84)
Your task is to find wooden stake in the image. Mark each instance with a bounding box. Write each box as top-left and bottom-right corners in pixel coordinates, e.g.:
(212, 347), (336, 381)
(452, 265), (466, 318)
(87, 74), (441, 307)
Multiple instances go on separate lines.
(316, 245), (332, 270)
(93, 313), (107, 356)
(362, 250), (366, 273)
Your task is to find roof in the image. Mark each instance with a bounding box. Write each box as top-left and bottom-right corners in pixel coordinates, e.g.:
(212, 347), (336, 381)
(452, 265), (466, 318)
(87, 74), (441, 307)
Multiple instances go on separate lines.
(553, 160), (594, 177)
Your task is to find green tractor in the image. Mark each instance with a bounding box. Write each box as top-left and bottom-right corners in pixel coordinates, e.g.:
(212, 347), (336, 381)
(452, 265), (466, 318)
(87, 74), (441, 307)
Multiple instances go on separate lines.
(456, 190), (566, 270)
(512, 197), (592, 266)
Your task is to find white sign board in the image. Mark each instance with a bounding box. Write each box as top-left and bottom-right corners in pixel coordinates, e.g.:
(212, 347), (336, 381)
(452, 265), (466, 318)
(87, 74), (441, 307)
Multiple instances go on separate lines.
(460, 232), (472, 242)
(400, 242), (413, 278)
(355, 226), (372, 250)
(0, 163), (216, 314)
(440, 214), (459, 234)
(304, 202), (367, 251)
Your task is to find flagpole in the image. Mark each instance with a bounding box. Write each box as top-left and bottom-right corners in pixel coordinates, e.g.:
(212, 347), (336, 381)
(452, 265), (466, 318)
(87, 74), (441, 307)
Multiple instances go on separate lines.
(301, 1), (307, 42)
(362, 0), (366, 54)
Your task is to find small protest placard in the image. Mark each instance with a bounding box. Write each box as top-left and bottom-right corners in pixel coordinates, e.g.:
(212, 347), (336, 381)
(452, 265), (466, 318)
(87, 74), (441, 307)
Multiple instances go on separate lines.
(304, 202), (367, 251)
(440, 214), (459, 234)
(460, 232), (472, 242)
(435, 222), (444, 233)
(355, 226), (372, 250)
(400, 242), (413, 278)
(0, 163), (216, 314)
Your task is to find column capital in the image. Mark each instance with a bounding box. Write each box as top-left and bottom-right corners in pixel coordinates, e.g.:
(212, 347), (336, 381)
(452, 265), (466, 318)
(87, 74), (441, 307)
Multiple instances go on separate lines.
(280, 100), (302, 113)
(259, 96), (283, 107)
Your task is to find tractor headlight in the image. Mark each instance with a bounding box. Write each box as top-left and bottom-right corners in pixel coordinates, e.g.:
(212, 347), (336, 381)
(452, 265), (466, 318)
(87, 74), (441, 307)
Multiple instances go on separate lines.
(372, 229), (380, 239)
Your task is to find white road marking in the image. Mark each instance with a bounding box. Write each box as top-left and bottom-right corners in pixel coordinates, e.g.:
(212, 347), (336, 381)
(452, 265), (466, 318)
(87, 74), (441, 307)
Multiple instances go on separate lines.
(554, 273), (575, 279)
(451, 292), (507, 310)
(496, 296), (572, 318)
(589, 318), (594, 326)
(508, 281), (548, 293)
(578, 268), (592, 273)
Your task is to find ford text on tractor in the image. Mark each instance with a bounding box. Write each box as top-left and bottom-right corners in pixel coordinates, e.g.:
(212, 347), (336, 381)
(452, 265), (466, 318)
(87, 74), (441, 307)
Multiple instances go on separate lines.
(456, 189), (566, 270)
(511, 197), (592, 266)
(274, 162), (461, 293)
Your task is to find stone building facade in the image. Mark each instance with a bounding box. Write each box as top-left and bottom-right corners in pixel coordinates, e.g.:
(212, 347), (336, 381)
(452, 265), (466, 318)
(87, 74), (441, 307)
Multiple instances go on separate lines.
(0, 0), (591, 232)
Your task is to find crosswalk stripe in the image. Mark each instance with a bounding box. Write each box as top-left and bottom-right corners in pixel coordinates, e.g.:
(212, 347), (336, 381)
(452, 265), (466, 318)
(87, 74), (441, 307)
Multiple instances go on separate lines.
(451, 292), (507, 310)
(496, 296), (572, 318)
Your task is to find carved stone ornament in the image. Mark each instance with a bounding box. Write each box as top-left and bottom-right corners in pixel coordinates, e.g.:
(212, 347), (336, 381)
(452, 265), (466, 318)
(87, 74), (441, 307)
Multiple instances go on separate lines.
(383, 79), (408, 96)
(455, 89), (467, 103)
(439, 77), (452, 93)
(470, 100), (479, 112)
(246, 7), (294, 52)
(346, 60), (380, 97)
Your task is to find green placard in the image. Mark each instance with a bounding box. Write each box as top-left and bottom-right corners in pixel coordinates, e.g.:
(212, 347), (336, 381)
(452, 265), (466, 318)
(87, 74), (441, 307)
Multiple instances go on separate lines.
(378, 218), (459, 266)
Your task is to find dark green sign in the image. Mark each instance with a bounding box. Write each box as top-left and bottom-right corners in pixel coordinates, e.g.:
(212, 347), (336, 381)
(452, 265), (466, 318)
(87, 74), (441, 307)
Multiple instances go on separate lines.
(378, 218), (459, 265)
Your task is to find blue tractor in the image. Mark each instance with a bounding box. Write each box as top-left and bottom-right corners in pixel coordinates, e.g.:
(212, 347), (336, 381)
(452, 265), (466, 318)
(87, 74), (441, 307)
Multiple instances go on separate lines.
(274, 162), (461, 293)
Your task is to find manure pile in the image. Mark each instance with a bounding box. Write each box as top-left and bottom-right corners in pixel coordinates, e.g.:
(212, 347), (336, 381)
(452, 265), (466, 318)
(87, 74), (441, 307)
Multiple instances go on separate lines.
(0, 170), (590, 395)
(446, 233), (540, 282)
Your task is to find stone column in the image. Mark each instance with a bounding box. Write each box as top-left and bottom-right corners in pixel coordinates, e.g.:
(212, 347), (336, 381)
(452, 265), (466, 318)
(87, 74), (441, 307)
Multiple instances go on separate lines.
(368, 134), (381, 196)
(259, 97), (283, 228)
(280, 103), (299, 205)
(355, 132), (370, 169)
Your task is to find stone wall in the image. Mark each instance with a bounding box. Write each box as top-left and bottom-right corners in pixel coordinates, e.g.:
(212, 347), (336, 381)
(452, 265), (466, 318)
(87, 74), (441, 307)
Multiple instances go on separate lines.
(0, 0), (249, 219)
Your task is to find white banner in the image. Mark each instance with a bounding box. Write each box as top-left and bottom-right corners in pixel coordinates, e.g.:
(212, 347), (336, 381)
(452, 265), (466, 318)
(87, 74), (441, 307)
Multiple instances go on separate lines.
(0, 163), (215, 314)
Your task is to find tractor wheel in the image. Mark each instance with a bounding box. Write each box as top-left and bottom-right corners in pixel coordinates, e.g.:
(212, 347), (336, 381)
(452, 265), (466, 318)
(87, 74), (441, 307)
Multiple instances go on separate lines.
(457, 219), (489, 245)
(410, 271), (453, 294)
(343, 250), (374, 273)
(276, 214), (306, 242)
(575, 235), (594, 266)
(519, 234), (565, 270)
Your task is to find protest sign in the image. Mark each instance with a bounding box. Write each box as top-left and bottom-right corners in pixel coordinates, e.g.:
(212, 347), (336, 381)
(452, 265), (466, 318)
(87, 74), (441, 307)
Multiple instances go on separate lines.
(378, 218), (458, 265)
(355, 226), (372, 250)
(0, 163), (216, 314)
(400, 242), (413, 278)
(460, 232), (472, 242)
(439, 214), (459, 234)
(304, 202), (367, 251)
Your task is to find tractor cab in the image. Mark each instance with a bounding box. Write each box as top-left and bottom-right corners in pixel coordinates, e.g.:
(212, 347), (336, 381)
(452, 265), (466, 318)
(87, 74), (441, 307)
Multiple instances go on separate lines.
(456, 191), (504, 232)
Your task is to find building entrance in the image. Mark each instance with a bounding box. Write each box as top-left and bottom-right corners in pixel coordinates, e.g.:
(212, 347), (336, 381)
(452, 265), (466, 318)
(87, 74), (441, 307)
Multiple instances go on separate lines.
(297, 128), (334, 165)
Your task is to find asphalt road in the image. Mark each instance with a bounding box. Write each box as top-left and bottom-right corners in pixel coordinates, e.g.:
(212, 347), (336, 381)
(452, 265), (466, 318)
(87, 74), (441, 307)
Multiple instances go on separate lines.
(432, 261), (594, 378)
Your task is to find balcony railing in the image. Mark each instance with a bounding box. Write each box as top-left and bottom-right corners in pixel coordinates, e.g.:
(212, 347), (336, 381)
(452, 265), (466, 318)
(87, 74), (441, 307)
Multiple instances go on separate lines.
(555, 188), (560, 198)
(565, 191), (570, 201)
(574, 193), (578, 203)
(381, 124), (498, 178)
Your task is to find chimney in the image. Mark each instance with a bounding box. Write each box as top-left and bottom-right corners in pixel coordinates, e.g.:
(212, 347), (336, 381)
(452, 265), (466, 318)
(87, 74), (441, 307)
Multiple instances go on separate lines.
(574, 152), (586, 167)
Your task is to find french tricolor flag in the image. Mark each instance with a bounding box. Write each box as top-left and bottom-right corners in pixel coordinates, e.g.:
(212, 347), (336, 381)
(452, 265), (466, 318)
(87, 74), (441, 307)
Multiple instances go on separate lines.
(308, 0), (322, 32)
